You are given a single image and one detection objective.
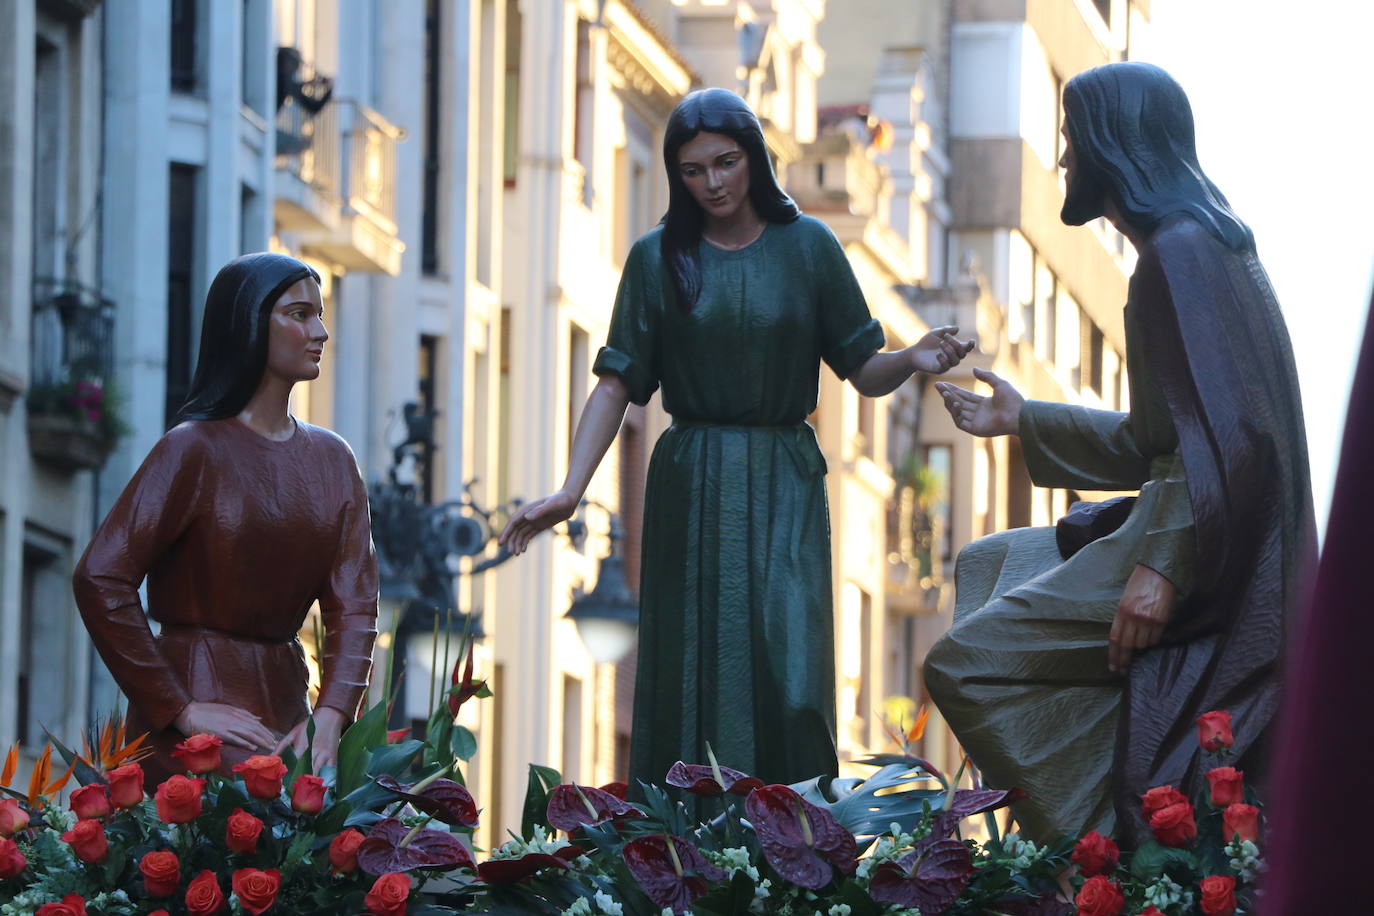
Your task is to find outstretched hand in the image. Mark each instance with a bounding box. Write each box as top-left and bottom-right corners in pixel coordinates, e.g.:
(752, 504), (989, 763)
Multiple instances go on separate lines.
(912, 326), (976, 375)
(174, 701), (277, 752)
(1108, 564), (1177, 673)
(498, 490), (579, 557)
(935, 368), (1024, 437)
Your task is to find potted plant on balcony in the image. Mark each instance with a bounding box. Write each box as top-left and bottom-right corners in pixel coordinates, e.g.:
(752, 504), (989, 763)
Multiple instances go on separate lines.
(26, 375), (129, 471)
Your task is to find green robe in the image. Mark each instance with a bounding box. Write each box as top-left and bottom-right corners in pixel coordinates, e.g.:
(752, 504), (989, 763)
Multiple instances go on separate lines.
(924, 297), (1197, 842)
(593, 215), (884, 790)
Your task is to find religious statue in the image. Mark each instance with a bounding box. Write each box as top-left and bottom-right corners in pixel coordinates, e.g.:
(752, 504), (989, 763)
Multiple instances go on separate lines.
(925, 62), (1313, 845)
(500, 89), (973, 790)
(73, 253), (379, 783)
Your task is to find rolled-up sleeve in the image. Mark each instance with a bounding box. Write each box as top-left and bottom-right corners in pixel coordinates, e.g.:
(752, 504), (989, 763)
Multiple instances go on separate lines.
(593, 237), (661, 406)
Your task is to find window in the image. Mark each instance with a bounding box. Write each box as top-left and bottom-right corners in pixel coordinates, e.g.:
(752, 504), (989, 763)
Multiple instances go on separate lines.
(1092, 0), (1112, 27)
(1086, 319), (1104, 396)
(573, 18), (594, 205)
(170, 0), (200, 93)
(857, 389), (875, 459)
(923, 444), (953, 571)
(1034, 258), (1056, 364)
(166, 164), (199, 427)
(421, 0), (443, 275)
(567, 324), (589, 467)
(502, 0), (521, 188)
(240, 184), (260, 254)
(562, 674), (583, 782)
(32, 36), (65, 282)
(241, 0), (267, 114)
(418, 335), (440, 502)
(18, 534), (71, 748)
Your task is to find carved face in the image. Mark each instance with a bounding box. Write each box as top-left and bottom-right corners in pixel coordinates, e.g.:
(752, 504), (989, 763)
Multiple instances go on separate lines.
(675, 131), (752, 227)
(1059, 123), (1109, 226)
(264, 276), (328, 383)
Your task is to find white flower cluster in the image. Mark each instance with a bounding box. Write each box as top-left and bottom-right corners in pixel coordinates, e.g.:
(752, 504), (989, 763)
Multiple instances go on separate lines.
(856, 822), (921, 880)
(1143, 874), (1194, 911)
(703, 845), (772, 912)
(1000, 833), (1046, 871)
(489, 824), (575, 861)
(562, 891), (623, 916)
(1226, 837), (1262, 884)
(824, 905), (852, 916)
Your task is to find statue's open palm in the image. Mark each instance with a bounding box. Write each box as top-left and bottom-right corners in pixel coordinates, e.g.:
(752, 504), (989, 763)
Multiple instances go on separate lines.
(936, 368), (1024, 438)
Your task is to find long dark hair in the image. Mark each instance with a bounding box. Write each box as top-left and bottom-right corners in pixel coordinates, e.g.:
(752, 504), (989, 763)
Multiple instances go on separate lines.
(1062, 61), (1252, 251)
(661, 89), (800, 310)
(177, 252), (320, 422)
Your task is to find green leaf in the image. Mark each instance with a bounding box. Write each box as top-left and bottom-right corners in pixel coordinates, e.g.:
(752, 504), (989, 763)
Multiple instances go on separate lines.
(366, 739), (426, 778)
(312, 799), (352, 837)
(279, 831), (317, 880)
(791, 763), (945, 842)
(425, 706), (454, 770)
(1129, 839), (1200, 883)
(451, 725), (478, 762)
(336, 699), (389, 797)
(521, 763), (562, 839)
(690, 870), (754, 915)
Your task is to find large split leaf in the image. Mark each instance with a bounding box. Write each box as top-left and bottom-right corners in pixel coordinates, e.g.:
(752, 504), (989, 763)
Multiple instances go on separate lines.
(791, 764), (944, 843)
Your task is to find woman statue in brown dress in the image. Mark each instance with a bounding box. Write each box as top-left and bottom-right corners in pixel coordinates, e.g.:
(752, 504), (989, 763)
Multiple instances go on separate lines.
(73, 253), (379, 783)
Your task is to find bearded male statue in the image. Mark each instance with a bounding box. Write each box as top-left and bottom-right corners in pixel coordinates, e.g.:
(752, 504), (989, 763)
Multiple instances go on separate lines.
(924, 62), (1313, 846)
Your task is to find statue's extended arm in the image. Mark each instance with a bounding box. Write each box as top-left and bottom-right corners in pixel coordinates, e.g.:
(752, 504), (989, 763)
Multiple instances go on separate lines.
(849, 326), (975, 397)
(1017, 401), (1154, 491)
(499, 375), (631, 556)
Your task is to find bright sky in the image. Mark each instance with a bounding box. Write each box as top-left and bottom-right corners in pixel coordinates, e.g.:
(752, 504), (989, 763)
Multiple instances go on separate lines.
(1140, 0), (1374, 537)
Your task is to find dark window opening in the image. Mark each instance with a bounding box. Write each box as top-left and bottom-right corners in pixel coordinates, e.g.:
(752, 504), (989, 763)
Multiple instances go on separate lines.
(1092, 0), (1112, 27)
(421, 0), (443, 274)
(417, 335), (440, 502)
(166, 164), (199, 427)
(502, 0), (521, 188)
(170, 0), (199, 93)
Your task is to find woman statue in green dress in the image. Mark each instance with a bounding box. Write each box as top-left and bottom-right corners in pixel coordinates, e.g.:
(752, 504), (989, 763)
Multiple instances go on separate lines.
(500, 89), (972, 790)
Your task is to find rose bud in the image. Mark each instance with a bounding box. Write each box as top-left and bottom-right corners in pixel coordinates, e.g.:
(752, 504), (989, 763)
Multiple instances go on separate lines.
(1136, 908), (1166, 916)
(68, 784), (111, 820)
(139, 849), (181, 897)
(226, 808), (265, 855)
(1070, 830), (1120, 878)
(184, 869), (226, 916)
(1140, 785), (1188, 821)
(291, 773), (327, 814)
(148, 912), (171, 916)
(154, 775), (206, 823)
(365, 872), (412, 916)
(0, 798), (29, 836)
(106, 763), (145, 808)
(1205, 767), (1245, 808)
(231, 868), (282, 915)
(34, 894), (86, 916)
(1073, 874), (1124, 916)
(0, 836), (28, 879)
(1150, 801), (1198, 848)
(1223, 803), (1260, 843)
(232, 755), (287, 800)
(1196, 710), (1234, 752)
(329, 828), (366, 874)
(172, 734), (224, 775)
(1199, 875), (1237, 915)
(60, 819), (108, 864)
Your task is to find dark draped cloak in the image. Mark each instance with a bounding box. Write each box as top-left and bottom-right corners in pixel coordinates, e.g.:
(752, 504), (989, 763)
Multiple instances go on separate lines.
(1115, 216), (1314, 846)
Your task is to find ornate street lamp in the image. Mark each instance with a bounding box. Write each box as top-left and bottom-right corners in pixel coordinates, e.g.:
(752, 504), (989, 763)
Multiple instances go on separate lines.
(565, 511), (638, 664)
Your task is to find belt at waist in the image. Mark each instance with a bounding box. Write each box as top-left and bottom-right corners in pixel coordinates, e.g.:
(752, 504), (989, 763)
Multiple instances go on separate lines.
(158, 623), (298, 646)
(665, 419), (826, 477)
(669, 419), (810, 432)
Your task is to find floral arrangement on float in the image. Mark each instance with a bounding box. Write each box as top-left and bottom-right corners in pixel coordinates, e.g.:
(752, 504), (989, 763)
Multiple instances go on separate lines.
(0, 622), (1263, 916)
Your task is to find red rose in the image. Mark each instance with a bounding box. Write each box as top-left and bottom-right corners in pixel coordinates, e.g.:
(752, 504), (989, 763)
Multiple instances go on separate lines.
(68, 784), (111, 820)
(329, 828), (366, 874)
(185, 869), (226, 916)
(148, 912), (170, 916)
(0, 798), (29, 836)
(365, 872), (411, 916)
(226, 809), (265, 854)
(232, 755), (287, 799)
(1074, 874), (1124, 916)
(1150, 801), (1198, 847)
(1205, 767), (1244, 807)
(34, 894), (86, 916)
(1196, 710), (1234, 752)
(1200, 875), (1237, 915)
(140, 850), (181, 897)
(291, 774), (327, 814)
(0, 836), (27, 879)
(60, 819), (108, 863)
(1223, 803), (1259, 843)
(106, 763), (145, 808)
(155, 775), (205, 823)
(1134, 909), (1165, 916)
(1071, 830), (1120, 877)
(172, 734), (224, 774)
(1139, 785), (1188, 821)
(231, 868), (282, 915)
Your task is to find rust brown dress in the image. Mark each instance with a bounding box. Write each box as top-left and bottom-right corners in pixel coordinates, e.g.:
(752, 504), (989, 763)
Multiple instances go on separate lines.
(73, 417), (378, 783)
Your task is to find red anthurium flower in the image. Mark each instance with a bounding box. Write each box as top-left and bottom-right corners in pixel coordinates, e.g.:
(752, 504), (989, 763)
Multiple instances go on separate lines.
(355, 817), (476, 875)
(623, 835), (726, 914)
(928, 787), (1028, 840)
(868, 837), (974, 912)
(665, 761), (764, 798)
(34, 894), (86, 916)
(546, 783), (645, 832)
(448, 640), (487, 718)
(373, 775), (479, 828)
(1074, 875), (1125, 916)
(1200, 875), (1237, 915)
(1071, 830), (1120, 877)
(1196, 710), (1234, 752)
(477, 845), (584, 885)
(744, 785), (857, 889)
(1206, 767), (1245, 808)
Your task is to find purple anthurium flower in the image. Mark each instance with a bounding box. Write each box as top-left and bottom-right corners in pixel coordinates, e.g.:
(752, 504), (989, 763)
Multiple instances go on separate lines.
(868, 837), (975, 915)
(622, 835), (727, 914)
(665, 761), (764, 798)
(546, 783), (645, 832)
(476, 844), (584, 885)
(928, 787), (1027, 840)
(373, 774), (480, 828)
(355, 817), (476, 875)
(744, 785), (857, 889)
